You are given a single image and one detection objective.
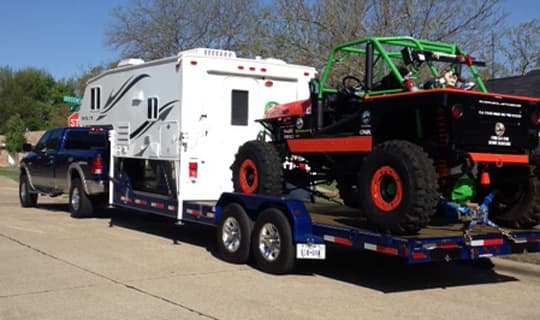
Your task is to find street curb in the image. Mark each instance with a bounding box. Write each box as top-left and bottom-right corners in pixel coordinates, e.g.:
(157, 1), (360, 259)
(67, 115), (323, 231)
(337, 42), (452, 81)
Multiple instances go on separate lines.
(491, 257), (540, 278)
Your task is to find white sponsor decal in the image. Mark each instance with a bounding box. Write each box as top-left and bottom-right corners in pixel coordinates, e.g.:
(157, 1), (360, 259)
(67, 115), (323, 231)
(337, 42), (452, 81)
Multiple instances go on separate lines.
(488, 135), (511, 146)
(478, 110), (522, 118)
(478, 99), (522, 108)
(359, 129), (371, 136)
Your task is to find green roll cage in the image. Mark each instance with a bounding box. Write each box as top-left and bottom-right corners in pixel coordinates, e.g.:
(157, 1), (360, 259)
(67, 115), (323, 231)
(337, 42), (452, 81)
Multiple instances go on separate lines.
(317, 36), (487, 99)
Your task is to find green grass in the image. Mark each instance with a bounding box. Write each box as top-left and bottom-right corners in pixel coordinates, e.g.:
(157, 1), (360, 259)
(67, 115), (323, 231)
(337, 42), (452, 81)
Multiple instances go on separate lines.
(0, 166), (19, 182)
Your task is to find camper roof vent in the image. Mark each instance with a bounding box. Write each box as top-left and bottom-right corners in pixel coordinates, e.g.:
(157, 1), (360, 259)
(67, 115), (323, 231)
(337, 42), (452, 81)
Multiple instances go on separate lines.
(117, 58), (145, 67)
(263, 58), (287, 64)
(203, 48), (236, 58)
(179, 48), (237, 59)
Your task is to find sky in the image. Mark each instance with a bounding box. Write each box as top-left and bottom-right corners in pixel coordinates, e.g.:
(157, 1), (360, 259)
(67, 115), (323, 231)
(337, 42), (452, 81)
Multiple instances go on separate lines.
(0, 0), (538, 81)
(0, 0), (128, 80)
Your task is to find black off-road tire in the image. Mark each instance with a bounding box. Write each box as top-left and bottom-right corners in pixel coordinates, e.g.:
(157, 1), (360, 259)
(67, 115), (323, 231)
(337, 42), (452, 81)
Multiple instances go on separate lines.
(358, 140), (439, 234)
(251, 208), (295, 274)
(336, 176), (360, 208)
(217, 203), (253, 264)
(19, 174), (38, 208)
(490, 166), (540, 229)
(69, 178), (94, 218)
(231, 140), (283, 196)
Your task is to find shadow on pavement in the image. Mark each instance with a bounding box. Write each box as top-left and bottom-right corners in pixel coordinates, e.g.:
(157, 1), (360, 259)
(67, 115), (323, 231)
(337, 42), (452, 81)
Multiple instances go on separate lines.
(37, 203), (69, 212)
(294, 246), (517, 293)
(38, 205), (519, 293)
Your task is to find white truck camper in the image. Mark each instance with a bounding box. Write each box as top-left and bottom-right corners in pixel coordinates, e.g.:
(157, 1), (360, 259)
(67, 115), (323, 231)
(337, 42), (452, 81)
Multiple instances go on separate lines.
(79, 48), (315, 220)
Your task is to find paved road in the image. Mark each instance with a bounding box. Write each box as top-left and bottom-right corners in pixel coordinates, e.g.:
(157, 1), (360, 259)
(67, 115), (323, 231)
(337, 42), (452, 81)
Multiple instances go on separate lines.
(0, 176), (539, 320)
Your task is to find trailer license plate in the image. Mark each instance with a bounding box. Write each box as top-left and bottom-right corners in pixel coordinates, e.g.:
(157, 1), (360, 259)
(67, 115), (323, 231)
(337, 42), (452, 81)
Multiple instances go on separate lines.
(296, 244), (326, 259)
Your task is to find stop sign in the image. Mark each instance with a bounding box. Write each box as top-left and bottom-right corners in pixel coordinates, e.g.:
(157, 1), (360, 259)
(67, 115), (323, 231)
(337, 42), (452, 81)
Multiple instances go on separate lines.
(67, 112), (79, 127)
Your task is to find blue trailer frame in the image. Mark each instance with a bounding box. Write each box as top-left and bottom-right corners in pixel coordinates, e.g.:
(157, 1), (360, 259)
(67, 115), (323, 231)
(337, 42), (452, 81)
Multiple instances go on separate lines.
(108, 175), (540, 273)
(214, 193), (540, 265)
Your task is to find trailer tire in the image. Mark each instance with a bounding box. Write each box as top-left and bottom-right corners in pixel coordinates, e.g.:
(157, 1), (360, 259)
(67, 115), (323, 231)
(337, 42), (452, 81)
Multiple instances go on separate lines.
(69, 178), (94, 218)
(358, 140), (438, 234)
(231, 140), (283, 196)
(252, 208), (295, 274)
(217, 203), (253, 264)
(19, 174), (38, 208)
(490, 166), (540, 228)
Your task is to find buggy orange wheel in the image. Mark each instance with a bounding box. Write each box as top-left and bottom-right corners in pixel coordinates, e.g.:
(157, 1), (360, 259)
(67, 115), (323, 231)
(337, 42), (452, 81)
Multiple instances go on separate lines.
(370, 166), (403, 212)
(239, 159), (258, 194)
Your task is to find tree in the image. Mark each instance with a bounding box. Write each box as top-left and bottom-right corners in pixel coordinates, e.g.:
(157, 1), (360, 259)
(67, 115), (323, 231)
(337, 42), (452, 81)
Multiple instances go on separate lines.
(0, 67), (77, 133)
(73, 65), (108, 96)
(106, 0), (535, 83)
(5, 114), (26, 155)
(106, 0), (263, 60)
(259, 0), (504, 69)
(499, 19), (540, 76)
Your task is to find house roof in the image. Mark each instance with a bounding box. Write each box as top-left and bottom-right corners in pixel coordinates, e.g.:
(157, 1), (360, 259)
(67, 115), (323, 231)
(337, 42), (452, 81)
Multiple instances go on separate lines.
(486, 70), (540, 98)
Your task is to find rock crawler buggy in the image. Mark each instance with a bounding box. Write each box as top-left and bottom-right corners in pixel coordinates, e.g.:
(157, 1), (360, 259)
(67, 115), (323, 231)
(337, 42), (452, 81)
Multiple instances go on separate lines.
(232, 36), (540, 234)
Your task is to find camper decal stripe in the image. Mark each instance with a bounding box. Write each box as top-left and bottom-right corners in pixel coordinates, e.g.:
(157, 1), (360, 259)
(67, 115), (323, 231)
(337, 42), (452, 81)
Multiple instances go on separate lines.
(104, 75), (134, 110)
(130, 121), (151, 139)
(96, 74), (151, 121)
(130, 100), (179, 139)
(103, 74), (150, 112)
(158, 101), (177, 118)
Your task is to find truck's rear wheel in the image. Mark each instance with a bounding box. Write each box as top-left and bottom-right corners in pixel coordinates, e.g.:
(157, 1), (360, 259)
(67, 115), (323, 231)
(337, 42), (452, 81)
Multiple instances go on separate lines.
(19, 174), (37, 208)
(217, 203), (253, 264)
(69, 178), (94, 218)
(231, 141), (283, 196)
(358, 140), (438, 234)
(252, 208), (295, 274)
(490, 166), (540, 228)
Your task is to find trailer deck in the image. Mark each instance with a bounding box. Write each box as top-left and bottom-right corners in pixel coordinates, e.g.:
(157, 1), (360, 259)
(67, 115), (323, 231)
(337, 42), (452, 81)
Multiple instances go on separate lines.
(113, 190), (540, 272)
(210, 193), (540, 266)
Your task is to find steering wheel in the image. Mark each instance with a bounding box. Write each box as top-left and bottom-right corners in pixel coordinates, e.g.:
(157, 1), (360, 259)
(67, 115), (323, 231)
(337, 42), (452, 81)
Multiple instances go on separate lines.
(340, 75), (364, 95)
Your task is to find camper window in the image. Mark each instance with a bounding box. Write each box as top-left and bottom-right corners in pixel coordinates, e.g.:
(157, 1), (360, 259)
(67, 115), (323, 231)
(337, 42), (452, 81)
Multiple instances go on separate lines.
(90, 87), (101, 111)
(231, 90), (248, 126)
(147, 97), (159, 121)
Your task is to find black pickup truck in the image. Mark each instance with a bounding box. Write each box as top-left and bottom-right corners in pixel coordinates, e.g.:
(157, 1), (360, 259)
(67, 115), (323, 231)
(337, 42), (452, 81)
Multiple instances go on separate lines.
(19, 127), (109, 217)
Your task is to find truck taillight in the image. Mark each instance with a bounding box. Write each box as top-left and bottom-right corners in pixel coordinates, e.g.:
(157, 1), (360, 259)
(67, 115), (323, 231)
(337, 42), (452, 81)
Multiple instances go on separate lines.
(91, 156), (103, 175)
(189, 162), (198, 179)
(90, 127), (105, 134)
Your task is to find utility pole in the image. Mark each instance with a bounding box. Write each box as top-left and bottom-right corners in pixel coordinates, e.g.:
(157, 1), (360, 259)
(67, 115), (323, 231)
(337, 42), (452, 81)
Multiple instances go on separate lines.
(491, 32), (495, 79)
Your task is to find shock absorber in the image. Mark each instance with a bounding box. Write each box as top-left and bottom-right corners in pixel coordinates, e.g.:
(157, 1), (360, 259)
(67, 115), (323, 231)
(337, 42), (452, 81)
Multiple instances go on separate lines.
(436, 107), (449, 179)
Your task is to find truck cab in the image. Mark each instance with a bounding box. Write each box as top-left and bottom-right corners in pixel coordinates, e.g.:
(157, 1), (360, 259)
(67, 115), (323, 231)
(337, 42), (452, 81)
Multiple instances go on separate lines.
(19, 127), (109, 217)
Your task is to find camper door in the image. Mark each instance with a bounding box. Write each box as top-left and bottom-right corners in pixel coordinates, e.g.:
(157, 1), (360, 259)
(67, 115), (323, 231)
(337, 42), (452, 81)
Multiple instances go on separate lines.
(184, 76), (262, 200)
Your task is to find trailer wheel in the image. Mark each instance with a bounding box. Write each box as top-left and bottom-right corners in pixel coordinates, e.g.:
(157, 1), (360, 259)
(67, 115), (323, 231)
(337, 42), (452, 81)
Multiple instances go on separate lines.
(19, 174), (38, 208)
(490, 166), (540, 228)
(69, 178), (94, 218)
(252, 208), (295, 274)
(358, 140), (438, 234)
(217, 203), (253, 264)
(231, 140), (283, 196)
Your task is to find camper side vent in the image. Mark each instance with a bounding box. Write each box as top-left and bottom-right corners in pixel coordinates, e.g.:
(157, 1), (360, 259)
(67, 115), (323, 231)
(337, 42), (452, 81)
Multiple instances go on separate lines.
(116, 122), (130, 146)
